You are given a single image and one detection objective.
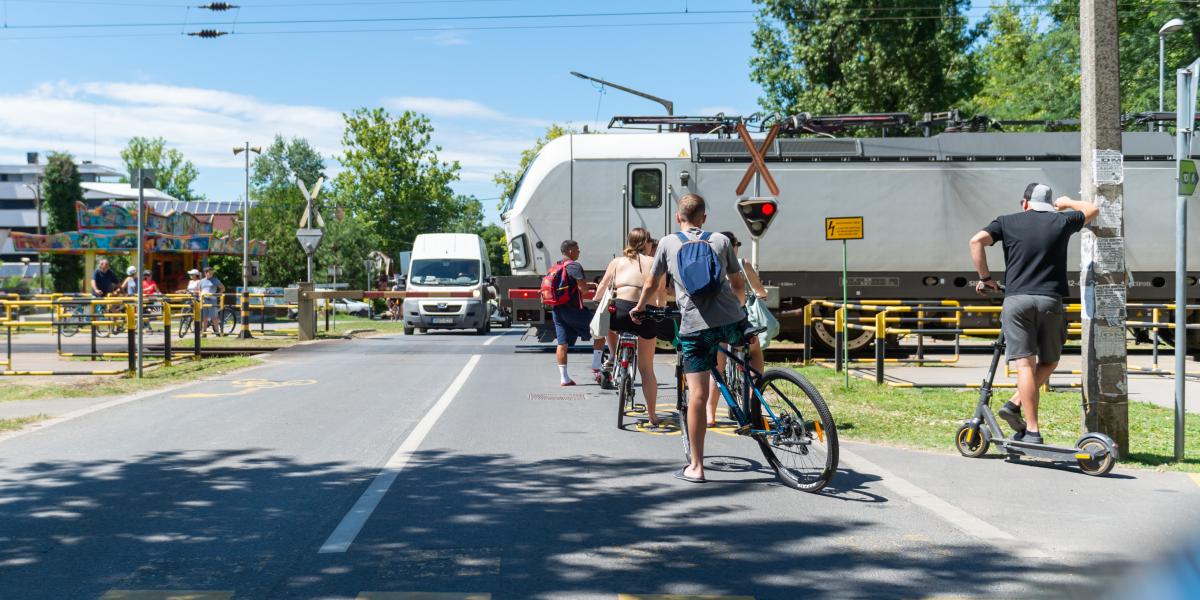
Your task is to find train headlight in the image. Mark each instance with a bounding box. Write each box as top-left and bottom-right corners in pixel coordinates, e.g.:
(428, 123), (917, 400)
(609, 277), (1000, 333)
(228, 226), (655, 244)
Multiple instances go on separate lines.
(509, 234), (529, 269)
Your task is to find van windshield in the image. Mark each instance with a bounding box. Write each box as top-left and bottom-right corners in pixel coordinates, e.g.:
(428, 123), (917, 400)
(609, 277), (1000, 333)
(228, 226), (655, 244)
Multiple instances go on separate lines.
(409, 259), (480, 286)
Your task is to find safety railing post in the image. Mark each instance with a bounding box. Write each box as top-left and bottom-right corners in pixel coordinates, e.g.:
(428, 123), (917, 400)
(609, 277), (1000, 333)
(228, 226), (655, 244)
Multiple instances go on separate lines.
(55, 301), (62, 355)
(163, 302), (172, 367)
(240, 289), (251, 339)
(1152, 307), (1161, 369)
(916, 308), (925, 361)
(125, 304), (136, 375)
(90, 307), (97, 361)
(875, 311), (886, 385)
(834, 307), (844, 373)
(802, 303), (813, 365)
(193, 298), (201, 359)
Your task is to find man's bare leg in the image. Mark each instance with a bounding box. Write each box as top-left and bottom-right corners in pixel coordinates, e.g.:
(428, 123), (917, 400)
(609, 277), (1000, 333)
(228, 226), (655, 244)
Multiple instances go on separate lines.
(1008, 360), (1057, 420)
(1012, 357), (1050, 434)
(684, 370), (711, 480)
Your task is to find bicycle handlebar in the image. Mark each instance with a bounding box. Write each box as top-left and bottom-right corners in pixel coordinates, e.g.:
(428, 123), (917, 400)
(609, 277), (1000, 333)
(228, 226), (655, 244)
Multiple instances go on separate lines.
(631, 306), (680, 322)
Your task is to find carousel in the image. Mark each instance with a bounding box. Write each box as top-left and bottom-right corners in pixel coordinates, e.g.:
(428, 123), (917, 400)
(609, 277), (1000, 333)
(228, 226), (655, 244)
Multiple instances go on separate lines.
(10, 201), (266, 291)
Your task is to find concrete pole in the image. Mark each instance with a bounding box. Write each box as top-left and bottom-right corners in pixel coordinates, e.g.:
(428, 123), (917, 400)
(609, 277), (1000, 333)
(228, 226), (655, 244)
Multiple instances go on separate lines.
(1079, 0), (1128, 456)
(1173, 62), (1197, 461)
(239, 142), (252, 339)
(135, 168), (145, 378)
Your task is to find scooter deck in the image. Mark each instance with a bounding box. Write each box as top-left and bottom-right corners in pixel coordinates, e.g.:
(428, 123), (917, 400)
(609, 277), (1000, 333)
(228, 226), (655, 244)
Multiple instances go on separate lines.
(997, 439), (1103, 462)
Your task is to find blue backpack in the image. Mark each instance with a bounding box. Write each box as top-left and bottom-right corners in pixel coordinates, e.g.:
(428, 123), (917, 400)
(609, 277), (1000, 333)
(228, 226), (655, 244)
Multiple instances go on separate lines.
(675, 231), (723, 298)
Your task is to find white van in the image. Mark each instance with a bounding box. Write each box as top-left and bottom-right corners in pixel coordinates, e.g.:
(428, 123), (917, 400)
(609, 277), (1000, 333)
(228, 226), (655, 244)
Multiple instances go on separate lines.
(402, 233), (493, 335)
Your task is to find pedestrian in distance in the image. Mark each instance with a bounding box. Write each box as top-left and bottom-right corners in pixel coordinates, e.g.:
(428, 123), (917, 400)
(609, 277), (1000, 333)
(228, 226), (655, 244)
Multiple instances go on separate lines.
(198, 267), (226, 336)
(705, 231), (770, 427)
(91, 258), (120, 298)
(969, 183), (1098, 445)
(545, 240), (606, 386)
(594, 227), (667, 426)
(633, 193), (749, 483)
(120, 266), (139, 296)
(141, 270), (161, 296)
(183, 268), (202, 295)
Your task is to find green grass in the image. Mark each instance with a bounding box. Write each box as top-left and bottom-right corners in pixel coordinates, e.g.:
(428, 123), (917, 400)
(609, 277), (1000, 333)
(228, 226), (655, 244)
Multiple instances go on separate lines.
(0, 414), (49, 431)
(0, 356), (259, 403)
(783, 363), (1200, 472)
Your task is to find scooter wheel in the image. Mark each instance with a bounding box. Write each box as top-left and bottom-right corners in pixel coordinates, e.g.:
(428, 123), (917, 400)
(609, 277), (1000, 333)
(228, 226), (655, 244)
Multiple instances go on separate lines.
(955, 423), (990, 458)
(1076, 438), (1115, 476)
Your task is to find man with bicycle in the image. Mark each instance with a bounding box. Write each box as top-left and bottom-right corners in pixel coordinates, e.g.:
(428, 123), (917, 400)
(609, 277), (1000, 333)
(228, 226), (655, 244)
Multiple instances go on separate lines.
(633, 193), (747, 483)
(970, 183), (1098, 444)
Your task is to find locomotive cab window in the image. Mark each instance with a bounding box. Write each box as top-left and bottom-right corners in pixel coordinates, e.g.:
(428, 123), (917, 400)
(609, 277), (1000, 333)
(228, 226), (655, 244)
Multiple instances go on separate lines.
(630, 168), (663, 208)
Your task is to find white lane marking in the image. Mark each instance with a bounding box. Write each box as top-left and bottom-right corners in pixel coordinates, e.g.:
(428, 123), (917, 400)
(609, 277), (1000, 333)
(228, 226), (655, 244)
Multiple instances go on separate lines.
(483, 335), (501, 346)
(839, 446), (1048, 560)
(0, 359), (273, 445)
(319, 354), (482, 554)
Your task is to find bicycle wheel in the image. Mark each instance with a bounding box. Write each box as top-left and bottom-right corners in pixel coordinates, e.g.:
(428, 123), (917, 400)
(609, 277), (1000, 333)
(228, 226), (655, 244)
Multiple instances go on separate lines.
(615, 349), (629, 429)
(756, 368), (839, 493)
(178, 315), (192, 339)
(219, 308), (238, 336)
(60, 306), (82, 337)
(676, 360), (691, 462)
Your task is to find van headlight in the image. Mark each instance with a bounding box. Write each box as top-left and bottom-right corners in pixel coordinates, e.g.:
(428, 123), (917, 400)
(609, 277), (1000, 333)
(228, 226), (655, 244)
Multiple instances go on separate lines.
(509, 234), (528, 269)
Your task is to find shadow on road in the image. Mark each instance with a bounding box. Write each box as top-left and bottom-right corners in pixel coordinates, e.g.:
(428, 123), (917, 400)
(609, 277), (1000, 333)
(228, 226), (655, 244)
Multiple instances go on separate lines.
(0, 448), (1134, 599)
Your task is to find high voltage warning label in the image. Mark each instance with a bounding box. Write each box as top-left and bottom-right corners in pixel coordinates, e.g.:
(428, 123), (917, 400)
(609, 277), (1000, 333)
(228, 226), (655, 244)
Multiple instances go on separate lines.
(825, 216), (864, 240)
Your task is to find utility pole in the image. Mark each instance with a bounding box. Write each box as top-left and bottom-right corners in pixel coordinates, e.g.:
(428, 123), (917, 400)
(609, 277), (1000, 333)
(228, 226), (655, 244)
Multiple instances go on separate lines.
(1079, 0), (1128, 456)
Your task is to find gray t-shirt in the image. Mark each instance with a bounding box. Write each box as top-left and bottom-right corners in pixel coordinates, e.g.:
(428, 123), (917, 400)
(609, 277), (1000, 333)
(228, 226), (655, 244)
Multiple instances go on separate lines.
(652, 227), (744, 335)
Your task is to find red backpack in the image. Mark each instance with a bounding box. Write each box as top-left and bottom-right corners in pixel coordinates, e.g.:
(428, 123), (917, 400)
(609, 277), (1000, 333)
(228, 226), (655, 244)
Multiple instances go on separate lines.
(540, 259), (577, 307)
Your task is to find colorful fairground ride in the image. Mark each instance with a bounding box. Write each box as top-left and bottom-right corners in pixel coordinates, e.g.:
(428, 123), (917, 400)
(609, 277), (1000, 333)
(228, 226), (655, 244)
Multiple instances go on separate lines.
(11, 201), (266, 291)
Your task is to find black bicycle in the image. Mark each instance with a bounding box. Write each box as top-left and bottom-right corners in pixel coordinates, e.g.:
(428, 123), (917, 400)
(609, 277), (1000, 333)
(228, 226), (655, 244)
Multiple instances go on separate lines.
(638, 306), (839, 493)
(613, 331), (643, 428)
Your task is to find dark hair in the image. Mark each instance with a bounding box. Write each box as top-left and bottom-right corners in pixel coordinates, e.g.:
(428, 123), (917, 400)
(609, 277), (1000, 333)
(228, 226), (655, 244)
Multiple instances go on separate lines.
(560, 239), (579, 255)
(677, 193), (706, 223)
(721, 230), (740, 248)
(1023, 182), (1040, 202)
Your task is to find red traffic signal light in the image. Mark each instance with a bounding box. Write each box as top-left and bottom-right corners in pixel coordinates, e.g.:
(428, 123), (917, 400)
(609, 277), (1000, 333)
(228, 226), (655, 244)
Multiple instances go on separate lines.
(737, 197), (779, 240)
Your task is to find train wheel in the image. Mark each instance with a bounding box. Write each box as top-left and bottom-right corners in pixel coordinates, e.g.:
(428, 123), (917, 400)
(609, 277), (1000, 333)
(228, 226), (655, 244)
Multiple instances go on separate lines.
(810, 305), (875, 353)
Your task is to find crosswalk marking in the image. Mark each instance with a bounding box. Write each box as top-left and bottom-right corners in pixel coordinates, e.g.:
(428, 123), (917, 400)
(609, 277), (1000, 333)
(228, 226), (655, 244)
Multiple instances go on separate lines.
(617, 595), (755, 600)
(357, 594), (491, 600)
(99, 592), (233, 600)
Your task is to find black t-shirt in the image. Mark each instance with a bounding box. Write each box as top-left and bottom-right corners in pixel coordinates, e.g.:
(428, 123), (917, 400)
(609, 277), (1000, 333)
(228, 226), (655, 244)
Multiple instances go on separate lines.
(92, 268), (120, 296)
(983, 210), (1085, 298)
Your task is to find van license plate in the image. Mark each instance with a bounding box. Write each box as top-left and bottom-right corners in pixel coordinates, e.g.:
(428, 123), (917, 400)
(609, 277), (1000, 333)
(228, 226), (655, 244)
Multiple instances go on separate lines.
(431, 317), (455, 324)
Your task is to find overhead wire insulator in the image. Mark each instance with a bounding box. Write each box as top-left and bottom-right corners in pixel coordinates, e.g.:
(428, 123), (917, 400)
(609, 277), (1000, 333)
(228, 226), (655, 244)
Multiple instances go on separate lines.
(188, 29), (229, 38)
(199, 2), (239, 10)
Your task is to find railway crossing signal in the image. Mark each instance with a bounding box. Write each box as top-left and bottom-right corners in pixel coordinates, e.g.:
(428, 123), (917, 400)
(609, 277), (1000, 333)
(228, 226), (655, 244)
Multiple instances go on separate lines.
(735, 121), (781, 197)
(737, 197), (779, 240)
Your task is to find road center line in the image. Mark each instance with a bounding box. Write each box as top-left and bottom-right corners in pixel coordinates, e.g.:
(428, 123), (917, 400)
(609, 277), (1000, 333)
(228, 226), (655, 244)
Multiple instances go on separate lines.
(318, 354), (482, 554)
(839, 446), (1048, 560)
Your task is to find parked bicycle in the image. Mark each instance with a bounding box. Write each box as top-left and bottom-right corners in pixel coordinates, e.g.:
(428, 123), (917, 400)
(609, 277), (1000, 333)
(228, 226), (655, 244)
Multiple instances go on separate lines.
(637, 306), (839, 493)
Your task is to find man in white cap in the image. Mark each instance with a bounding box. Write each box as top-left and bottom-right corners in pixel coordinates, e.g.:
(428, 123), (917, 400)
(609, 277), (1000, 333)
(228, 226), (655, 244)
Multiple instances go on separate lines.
(968, 183), (1098, 445)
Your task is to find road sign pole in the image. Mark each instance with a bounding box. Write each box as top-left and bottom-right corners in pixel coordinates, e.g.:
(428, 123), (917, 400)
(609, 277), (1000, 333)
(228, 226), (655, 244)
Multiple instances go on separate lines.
(1173, 60), (1198, 460)
(135, 168), (145, 379)
(842, 239), (849, 389)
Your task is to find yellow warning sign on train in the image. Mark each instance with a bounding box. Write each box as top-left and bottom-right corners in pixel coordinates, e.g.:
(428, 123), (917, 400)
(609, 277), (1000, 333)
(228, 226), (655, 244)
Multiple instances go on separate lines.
(825, 216), (864, 241)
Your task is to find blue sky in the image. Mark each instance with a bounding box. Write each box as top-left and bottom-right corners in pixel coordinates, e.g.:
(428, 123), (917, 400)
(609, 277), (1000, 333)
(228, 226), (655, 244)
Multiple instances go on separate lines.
(0, 0), (998, 223)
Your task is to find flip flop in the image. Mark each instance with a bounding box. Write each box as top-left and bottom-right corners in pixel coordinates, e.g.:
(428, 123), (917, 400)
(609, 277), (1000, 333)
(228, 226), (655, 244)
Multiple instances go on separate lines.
(560, 380), (577, 387)
(673, 467), (706, 484)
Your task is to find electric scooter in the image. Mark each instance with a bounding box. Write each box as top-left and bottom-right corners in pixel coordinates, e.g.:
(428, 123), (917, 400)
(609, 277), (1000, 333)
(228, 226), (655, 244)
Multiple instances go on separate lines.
(954, 331), (1119, 476)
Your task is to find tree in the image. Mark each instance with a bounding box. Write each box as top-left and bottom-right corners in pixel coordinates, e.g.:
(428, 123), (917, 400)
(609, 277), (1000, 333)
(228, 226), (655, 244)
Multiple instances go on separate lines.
(750, 0), (981, 116)
(966, 4), (1079, 121)
(492, 123), (573, 211)
(480, 224), (510, 276)
(120, 137), (202, 201)
(334, 107), (466, 254)
(247, 136), (328, 286)
(42, 152), (84, 293)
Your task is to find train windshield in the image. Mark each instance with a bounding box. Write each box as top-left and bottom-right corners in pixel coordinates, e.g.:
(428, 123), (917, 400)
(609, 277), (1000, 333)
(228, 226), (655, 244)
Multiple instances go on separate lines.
(409, 259), (480, 286)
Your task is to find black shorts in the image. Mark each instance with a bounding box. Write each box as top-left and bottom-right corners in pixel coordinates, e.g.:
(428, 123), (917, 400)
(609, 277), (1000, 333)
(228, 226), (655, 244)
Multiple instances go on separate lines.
(610, 299), (658, 340)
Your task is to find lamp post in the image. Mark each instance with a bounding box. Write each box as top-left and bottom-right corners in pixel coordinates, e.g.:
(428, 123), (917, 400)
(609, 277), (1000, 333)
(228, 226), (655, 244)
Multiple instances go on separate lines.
(21, 179), (44, 293)
(1160, 18), (1186, 132)
(232, 143), (261, 338)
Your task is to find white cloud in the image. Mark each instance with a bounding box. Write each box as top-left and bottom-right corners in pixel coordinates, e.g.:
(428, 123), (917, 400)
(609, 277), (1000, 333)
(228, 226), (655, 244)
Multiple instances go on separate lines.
(419, 30), (469, 46)
(0, 80), (345, 174)
(385, 96), (548, 127)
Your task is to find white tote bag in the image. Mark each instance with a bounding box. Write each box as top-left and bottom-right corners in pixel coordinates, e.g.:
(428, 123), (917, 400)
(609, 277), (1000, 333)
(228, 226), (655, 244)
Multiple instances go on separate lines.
(589, 285), (614, 338)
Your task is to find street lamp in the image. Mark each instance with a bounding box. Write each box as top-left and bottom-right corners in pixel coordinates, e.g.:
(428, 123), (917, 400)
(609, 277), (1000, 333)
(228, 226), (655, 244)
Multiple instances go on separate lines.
(232, 143), (261, 338)
(21, 180), (45, 292)
(1160, 18), (1186, 132)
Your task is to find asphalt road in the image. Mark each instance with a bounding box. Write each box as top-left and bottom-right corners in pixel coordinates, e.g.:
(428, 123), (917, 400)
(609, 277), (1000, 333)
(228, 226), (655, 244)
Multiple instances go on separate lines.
(1, 331), (1199, 600)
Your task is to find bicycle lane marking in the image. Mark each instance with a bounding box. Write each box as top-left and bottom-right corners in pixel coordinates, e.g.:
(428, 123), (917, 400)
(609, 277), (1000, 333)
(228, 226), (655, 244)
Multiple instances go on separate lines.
(484, 335), (501, 346)
(318, 354), (482, 554)
(838, 446), (1049, 560)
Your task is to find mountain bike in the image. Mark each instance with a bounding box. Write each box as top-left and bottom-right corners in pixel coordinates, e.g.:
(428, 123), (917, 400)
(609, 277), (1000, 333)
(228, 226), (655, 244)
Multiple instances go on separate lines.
(638, 306), (839, 493)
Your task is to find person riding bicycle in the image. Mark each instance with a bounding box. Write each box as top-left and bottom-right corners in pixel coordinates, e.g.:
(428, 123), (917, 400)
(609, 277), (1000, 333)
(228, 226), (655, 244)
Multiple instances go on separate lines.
(969, 183), (1098, 445)
(633, 193), (748, 483)
(198, 267), (226, 336)
(594, 227), (667, 427)
(120, 266), (139, 296)
(705, 231), (770, 428)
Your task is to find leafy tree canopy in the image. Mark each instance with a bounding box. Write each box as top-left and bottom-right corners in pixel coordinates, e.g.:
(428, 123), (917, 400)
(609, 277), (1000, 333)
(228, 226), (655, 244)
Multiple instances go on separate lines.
(120, 137), (202, 201)
(751, 0), (981, 116)
(42, 152), (84, 292)
(247, 136), (330, 287)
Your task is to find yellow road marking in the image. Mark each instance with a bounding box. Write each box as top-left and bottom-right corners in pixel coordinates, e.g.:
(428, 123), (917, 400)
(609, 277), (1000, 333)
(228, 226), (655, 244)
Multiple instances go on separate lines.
(358, 594), (491, 600)
(174, 379), (316, 398)
(1189, 473), (1200, 488)
(100, 592), (233, 600)
(618, 595), (755, 600)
